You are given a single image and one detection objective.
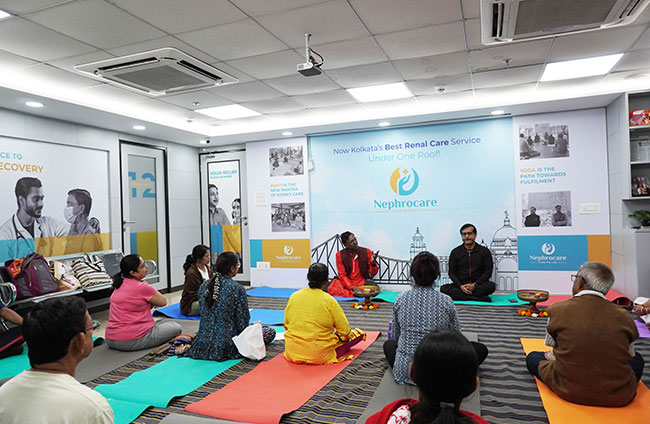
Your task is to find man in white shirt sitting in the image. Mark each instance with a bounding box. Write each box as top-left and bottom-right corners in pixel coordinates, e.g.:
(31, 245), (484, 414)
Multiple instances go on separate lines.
(0, 297), (113, 423)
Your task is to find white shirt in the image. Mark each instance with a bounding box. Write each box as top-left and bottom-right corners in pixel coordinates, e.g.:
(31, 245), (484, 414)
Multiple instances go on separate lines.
(198, 266), (209, 281)
(0, 370), (113, 424)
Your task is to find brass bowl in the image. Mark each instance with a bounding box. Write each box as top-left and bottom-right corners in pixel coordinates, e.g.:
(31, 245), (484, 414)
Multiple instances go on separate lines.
(517, 289), (549, 314)
(517, 289), (550, 303)
(353, 285), (380, 298)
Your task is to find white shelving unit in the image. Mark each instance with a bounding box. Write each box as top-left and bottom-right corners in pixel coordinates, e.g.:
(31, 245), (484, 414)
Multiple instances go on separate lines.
(608, 92), (650, 299)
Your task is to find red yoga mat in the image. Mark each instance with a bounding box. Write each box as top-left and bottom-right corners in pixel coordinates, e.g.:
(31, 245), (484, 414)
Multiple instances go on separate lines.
(537, 289), (624, 307)
(185, 331), (379, 424)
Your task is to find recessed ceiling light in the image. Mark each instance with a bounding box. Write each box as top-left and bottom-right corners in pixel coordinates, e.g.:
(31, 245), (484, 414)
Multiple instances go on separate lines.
(0, 10), (11, 20)
(541, 53), (624, 82)
(490, 110), (505, 116)
(25, 101), (44, 108)
(347, 82), (412, 103)
(282, 131), (293, 136)
(196, 104), (260, 120)
(133, 125), (146, 130)
(378, 121), (390, 127)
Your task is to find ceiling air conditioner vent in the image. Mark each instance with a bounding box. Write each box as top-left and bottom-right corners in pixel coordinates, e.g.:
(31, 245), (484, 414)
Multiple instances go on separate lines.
(75, 48), (238, 96)
(480, 0), (650, 45)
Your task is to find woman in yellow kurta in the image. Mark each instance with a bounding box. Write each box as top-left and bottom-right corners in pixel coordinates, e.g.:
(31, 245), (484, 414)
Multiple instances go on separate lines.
(284, 263), (365, 364)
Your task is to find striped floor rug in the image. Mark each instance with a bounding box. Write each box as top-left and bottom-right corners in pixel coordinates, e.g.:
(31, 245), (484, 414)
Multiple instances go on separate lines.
(86, 297), (650, 424)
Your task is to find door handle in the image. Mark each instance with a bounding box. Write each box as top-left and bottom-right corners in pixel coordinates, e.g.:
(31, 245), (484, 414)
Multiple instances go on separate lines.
(122, 220), (136, 232)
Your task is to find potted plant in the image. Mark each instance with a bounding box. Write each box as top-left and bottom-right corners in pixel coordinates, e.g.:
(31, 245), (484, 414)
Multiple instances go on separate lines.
(629, 209), (650, 226)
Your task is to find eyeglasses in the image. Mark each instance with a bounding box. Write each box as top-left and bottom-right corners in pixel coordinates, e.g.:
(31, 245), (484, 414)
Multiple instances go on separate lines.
(85, 321), (101, 333)
(461, 232), (475, 237)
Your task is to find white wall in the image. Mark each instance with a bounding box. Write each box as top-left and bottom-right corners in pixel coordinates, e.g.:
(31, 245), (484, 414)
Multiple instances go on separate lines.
(0, 107), (200, 290)
(607, 95), (627, 294)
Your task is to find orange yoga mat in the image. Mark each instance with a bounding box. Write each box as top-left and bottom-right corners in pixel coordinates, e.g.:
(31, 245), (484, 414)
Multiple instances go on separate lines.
(520, 338), (650, 424)
(186, 331), (380, 424)
(537, 289), (624, 307)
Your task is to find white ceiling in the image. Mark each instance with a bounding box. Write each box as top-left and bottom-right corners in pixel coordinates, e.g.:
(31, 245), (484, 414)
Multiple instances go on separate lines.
(0, 0), (649, 147)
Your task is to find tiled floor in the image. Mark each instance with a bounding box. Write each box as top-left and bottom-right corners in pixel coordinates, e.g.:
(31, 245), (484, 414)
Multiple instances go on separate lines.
(91, 290), (182, 339)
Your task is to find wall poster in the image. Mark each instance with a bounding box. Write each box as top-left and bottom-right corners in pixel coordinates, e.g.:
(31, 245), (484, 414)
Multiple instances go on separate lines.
(207, 160), (243, 270)
(513, 108), (610, 293)
(246, 137), (310, 288)
(310, 118), (519, 291)
(0, 136), (110, 263)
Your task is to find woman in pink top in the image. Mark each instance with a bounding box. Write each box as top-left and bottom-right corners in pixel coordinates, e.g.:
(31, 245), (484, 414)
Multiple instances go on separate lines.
(105, 254), (181, 351)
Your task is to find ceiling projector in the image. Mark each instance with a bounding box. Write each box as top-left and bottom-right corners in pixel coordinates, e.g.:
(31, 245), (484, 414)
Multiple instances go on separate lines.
(297, 62), (321, 76)
(297, 33), (323, 77)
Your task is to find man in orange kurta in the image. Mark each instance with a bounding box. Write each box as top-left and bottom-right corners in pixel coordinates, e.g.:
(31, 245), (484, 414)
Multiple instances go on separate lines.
(327, 232), (379, 297)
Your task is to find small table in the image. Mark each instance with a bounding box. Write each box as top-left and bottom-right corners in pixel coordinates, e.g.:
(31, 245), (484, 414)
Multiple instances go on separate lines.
(352, 285), (380, 309)
(517, 289), (549, 314)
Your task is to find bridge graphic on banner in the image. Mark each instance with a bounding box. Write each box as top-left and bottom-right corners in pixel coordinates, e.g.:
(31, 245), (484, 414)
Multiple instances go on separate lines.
(310, 211), (519, 290)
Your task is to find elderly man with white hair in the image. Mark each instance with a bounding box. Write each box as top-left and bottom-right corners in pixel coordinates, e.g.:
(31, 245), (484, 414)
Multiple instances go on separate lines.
(525, 262), (644, 407)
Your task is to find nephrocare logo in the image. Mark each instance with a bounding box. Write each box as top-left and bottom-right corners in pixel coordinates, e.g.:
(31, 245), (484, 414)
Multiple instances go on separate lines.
(529, 241), (566, 264)
(390, 167), (419, 195)
(374, 167), (437, 211)
(541, 243), (555, 255)
(283, 245), (294, 255)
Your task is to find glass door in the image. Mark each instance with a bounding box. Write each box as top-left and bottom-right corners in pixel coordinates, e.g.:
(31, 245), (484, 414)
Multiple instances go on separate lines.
(120, 143), (168, 291)
(200, 150), (250, 282)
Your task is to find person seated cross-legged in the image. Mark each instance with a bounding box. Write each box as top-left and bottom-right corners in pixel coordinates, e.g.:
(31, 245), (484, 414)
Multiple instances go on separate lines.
(0, 297), (113, 423)
(526, 262), (644, 406)
(285, 263), (366, 364)
(327, 231), (379, 298)
(368, 329), (489, 424)
(384, 251), (488, 385)
(440, 224), (496, 302)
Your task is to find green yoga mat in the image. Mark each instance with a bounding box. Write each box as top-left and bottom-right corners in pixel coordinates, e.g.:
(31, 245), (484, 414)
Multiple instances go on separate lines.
(107, 399), (150, 424)
(453, 292), (527, 306)
(96, 356), (242, 408)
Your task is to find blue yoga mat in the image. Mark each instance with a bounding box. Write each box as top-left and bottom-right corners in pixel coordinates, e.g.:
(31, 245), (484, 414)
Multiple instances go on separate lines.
(153, 303), (285, 325)
(249, 309), (284, 325)
(247, 286), (363, 302)
(153, 303), (200, 320)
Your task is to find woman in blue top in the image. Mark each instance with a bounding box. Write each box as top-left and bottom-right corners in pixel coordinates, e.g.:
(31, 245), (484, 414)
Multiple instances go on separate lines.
(384, 251), (488, 384)
(187, 252), (249, 361)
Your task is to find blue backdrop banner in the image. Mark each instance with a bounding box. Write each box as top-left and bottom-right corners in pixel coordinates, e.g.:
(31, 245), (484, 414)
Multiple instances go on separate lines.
(310, 118), (517, 287)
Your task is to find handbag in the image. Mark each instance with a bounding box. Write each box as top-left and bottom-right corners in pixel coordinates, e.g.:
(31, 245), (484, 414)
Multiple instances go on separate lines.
(71, 254), (113, 288)
(3, 253), (58, 300)
(51, 261), (82, 291)
(232, 321), (266, 361)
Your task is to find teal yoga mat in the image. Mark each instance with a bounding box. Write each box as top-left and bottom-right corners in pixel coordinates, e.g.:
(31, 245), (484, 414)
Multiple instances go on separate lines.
(0, 337), (103, 381)
(0, 347), (29, 380)
(453, 293), (527, 306)
(96, 356), (242, 408)
(107, 399), (150, 424)
(374, 291), (400, 303)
